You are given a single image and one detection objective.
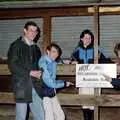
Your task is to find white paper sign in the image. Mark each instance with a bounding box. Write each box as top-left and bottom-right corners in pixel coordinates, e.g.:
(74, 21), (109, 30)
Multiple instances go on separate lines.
(76, 64), (117, 88)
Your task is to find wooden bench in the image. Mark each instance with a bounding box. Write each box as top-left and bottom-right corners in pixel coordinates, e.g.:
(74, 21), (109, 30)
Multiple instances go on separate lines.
(0, 64), (120, 76)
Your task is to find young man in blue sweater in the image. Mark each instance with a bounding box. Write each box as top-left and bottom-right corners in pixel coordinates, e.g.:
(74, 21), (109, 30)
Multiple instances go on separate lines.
(38, 43), (73, 120)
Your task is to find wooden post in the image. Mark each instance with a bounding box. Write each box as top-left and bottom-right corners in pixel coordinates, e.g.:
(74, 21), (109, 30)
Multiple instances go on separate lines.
(93, 5), (99, 65)
(43, 15), (51, 52)
(93, 5), (100, 120)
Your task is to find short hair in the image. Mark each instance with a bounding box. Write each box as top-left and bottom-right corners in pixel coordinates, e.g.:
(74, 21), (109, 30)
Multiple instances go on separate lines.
(24, 21), (38, 30)
(114, 43), (120, 56)
(47, 43), (62, 61)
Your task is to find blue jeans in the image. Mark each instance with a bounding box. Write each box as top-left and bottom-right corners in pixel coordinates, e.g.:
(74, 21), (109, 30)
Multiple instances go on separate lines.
(16, 88), (44, 120)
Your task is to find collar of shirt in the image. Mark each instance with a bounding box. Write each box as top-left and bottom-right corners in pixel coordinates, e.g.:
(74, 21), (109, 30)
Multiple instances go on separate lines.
(24, 37), (34, 46)
(44, 55), (56, 64)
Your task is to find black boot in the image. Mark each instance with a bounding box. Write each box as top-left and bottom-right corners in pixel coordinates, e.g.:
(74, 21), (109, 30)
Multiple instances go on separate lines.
(83, 109), (94, 120)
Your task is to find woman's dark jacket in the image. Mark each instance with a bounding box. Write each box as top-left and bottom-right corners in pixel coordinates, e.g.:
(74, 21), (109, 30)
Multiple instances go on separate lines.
(7, 37), (41, 102)
(71, 45), (111, 64)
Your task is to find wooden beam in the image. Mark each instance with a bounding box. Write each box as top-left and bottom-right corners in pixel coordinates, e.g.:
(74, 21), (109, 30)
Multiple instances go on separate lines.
(0, 64), (10, 75)
(51, 94), (120, 106)
(93, 5), (99, 64)
(1, 92), (120, 107)
(57, 64), (75, 76)
(0, 92), (15, 104)
(0, 64), (120, 76)
(93, 6), (100, 120)
(0, 7), (92, 19)
(43, 15), (51, 52)
(1, 6), (120, 20)
(0, 64), (76, 76)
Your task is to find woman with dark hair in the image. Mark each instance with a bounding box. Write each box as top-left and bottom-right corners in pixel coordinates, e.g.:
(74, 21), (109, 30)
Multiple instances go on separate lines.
(71, 29), (111, 120)
(71, 29), (110, 64)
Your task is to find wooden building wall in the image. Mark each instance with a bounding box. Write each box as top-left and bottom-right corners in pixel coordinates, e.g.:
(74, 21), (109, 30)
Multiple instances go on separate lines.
(0, 1), (120, 58)
(0, 0), (120, 120)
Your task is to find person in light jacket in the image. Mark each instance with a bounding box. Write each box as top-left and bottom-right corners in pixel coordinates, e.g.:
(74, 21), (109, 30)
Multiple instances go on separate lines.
(37, 43), (73, 120)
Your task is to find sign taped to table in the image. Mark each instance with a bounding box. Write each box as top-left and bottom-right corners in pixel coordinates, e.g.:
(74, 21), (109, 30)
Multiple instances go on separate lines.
(76, 64), (117, 88)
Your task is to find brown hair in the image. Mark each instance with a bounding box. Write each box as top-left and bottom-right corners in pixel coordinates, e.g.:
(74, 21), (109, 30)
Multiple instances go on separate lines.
(114, 43), (120, 56)
(47, 43), (62, 61)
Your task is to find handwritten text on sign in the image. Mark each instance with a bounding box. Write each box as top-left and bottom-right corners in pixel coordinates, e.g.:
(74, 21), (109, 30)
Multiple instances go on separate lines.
(76, 64), (117, 88)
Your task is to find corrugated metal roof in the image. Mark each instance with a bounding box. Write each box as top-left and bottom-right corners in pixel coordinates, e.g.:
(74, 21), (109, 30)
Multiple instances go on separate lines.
(0, 0), (120, 9)
(0, 0), (97, 9)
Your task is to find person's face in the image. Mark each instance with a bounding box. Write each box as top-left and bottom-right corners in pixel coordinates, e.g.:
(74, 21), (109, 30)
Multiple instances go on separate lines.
(47, 47), (59, 61)
(81, 34), (92, 47)
(24, 25), (38, 41)
(117, 50), (120, 58)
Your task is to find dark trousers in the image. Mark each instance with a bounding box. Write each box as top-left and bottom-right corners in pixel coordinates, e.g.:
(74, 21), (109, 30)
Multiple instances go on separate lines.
(83, 109), (94, 120)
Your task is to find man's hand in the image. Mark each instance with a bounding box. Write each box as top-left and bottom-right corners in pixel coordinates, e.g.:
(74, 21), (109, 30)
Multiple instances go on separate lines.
(30, 70), (41, 79)
(101, 73), (112, 82)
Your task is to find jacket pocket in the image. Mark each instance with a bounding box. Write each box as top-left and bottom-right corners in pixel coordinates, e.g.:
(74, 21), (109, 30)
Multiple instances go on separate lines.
(15, 88), (25, 100)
